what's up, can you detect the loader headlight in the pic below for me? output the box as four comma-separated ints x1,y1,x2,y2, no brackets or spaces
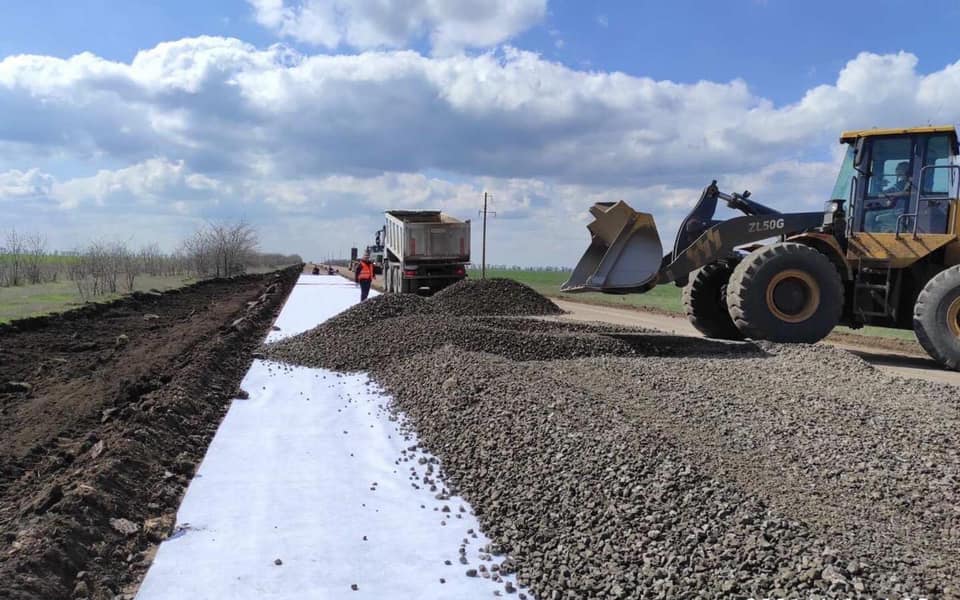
823,199,844,227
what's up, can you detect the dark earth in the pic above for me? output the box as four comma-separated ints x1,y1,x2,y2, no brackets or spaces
0,267,299,600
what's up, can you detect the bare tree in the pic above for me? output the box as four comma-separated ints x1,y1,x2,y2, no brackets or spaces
22,232,47,285
3,229,24,286
138,243,163,277
121,245,140,292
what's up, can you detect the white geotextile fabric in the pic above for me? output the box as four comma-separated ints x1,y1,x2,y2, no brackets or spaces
136,275,517,599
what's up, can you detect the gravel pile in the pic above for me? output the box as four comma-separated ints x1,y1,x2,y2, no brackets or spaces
264,280,960,598
562,342,960,597
323,292,433,329
265,315,638,372
379,347,911,599
431,278,562,316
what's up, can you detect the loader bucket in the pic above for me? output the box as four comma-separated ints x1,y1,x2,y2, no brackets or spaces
561,201,663,293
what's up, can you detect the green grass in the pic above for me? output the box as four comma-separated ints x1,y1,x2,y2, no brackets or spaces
468,268,682,312
470,268,917,341
0,275,196,324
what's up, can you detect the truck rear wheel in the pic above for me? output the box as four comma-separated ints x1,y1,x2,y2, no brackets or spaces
913,265,960,370
682,260,743,340
726,242,843,343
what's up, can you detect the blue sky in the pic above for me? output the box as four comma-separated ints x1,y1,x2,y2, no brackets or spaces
2,0,959,264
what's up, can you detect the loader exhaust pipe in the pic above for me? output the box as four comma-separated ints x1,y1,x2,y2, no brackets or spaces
561,201,664,293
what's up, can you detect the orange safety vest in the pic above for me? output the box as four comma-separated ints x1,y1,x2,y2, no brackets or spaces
357,260,374,281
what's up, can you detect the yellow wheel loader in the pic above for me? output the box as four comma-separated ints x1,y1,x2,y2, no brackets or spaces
564,126,960,370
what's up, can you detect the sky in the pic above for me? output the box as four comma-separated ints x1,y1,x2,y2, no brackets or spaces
3,0,960,266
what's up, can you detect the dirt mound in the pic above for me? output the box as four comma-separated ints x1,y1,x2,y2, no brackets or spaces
0,267,299,600
430,278,562,316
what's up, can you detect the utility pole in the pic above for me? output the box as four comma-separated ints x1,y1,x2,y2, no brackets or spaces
478,192,496,279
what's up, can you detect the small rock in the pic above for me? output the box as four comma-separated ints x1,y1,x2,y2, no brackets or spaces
72,580,89,598
115,334,129,347
143,313,160,321
110,517,140,536
274,558,283,566
351,584,359,591
822,565,849,587
143,514,175,542
466,569,478,577
101,408,118,423
1,381,32,394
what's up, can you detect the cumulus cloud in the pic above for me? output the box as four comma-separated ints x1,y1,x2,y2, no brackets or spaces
2,37,960,264
51,158,227,209
2,41,958,191
0,168,54,199
247,0,547,55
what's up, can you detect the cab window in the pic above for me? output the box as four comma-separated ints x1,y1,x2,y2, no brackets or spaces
921,135,952,195
830,145,856,201
862,137,913,233
866,137,912,197
916,135,954,234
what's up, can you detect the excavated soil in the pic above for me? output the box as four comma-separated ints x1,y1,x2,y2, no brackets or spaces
0,267,299,600
266,284,960,599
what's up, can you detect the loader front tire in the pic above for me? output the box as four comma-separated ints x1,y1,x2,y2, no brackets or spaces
727,243,842,343
913,265,960,370
682,260,743,340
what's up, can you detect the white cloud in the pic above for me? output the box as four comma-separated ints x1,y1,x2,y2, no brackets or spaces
247,0,547,55
50,158,227,209
4,41,957,191
3,38,960,264
0,168,54,199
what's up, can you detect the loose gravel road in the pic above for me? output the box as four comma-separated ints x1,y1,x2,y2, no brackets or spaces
552,299,960,387
267,279,960,599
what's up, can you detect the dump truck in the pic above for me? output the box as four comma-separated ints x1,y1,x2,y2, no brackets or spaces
564,125,960,370
381,210,470,295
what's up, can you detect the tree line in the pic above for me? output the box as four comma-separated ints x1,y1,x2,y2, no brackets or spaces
0,221,301,301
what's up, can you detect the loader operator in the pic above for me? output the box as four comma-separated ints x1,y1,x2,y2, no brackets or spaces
866,161,912,232
355,253,375,301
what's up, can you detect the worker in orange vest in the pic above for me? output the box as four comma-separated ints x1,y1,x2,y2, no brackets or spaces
354,252,375,301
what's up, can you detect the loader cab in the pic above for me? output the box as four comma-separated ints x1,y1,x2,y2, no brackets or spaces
838,126,960,236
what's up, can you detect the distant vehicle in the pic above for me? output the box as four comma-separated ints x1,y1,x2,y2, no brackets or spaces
380,210,470,295
366,230,385,275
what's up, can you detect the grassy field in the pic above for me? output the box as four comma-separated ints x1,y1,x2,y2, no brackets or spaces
0,265,289,324
471,268,916,341
0,275,197,323
468,268,683,312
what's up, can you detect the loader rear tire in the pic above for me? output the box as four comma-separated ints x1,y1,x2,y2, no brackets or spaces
682,260,743,340
913,265,960,371
727,242,842,343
